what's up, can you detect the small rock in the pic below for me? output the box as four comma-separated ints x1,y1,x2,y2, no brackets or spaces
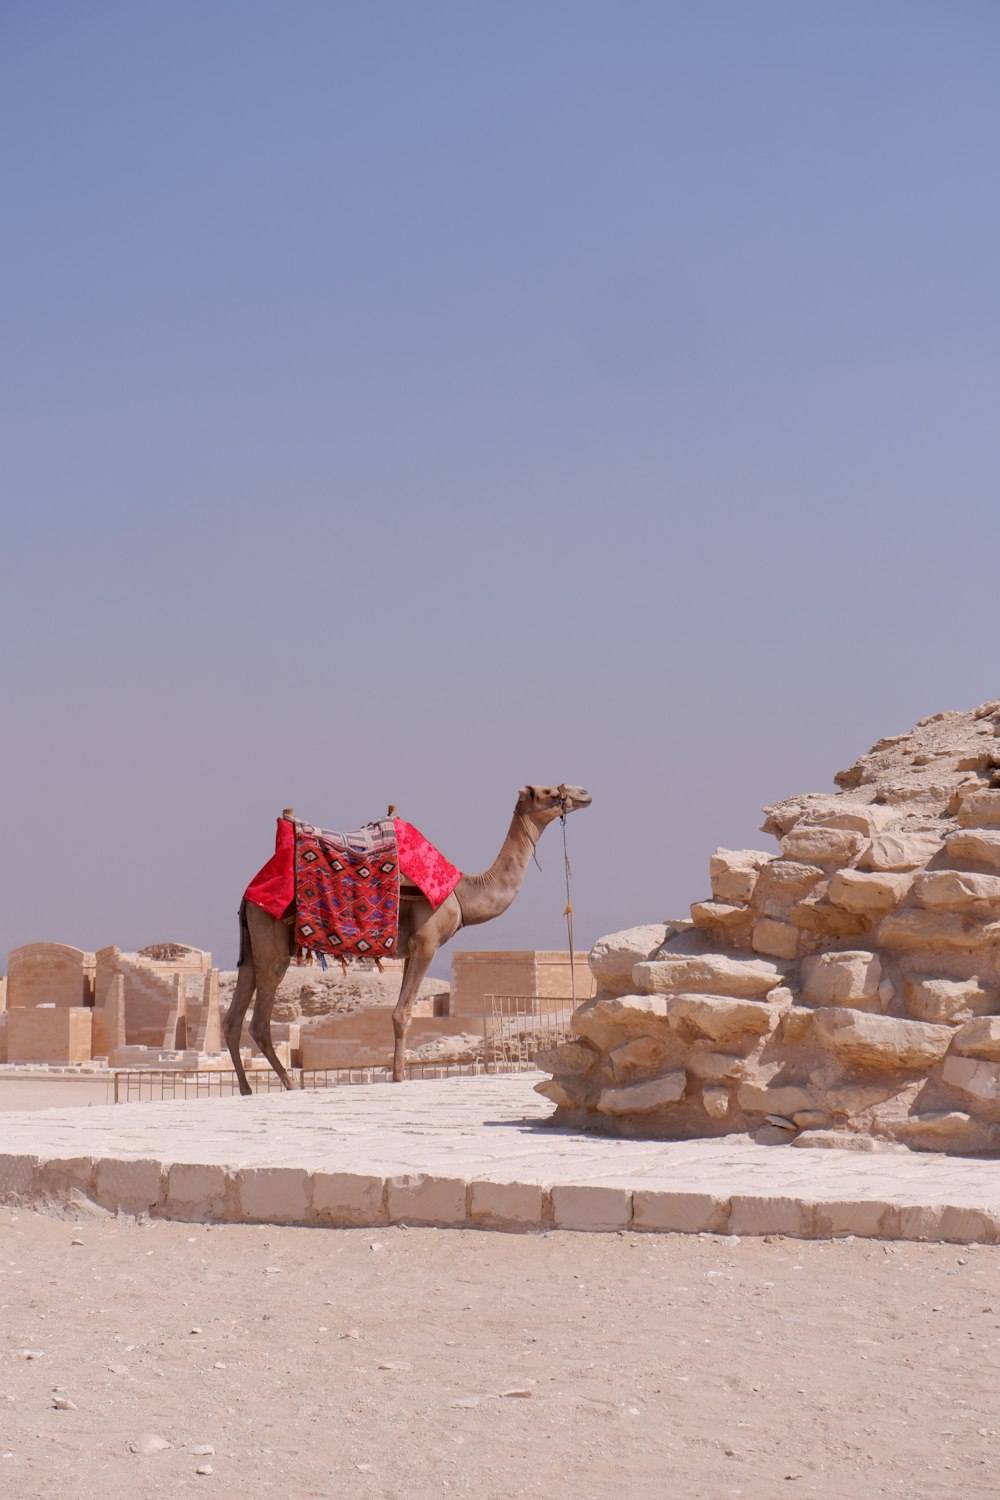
262,1267,281,1276
187,1444,215,1456
129,1433,171,1455
190,1327,203,1335
377,1362,411,1372
21,1351,43,1361
70,1238,84,1247
51,1397,77,1411
369,1243,384,1252
196,1464,213,1476
108,1364,130,1376
500,1388,534,1398
338,1330,360,1341
451,1396,480,1409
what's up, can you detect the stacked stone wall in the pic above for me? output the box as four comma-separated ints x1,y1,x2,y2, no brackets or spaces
540,699,1000,1154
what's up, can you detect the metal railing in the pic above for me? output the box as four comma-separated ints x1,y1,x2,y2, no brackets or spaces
112,1059,494,1103
482,994,577,1070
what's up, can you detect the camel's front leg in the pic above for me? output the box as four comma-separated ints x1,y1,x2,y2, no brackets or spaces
391,934,437,1082
224,957,257,1097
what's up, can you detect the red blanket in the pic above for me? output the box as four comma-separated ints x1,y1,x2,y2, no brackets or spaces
244,816,463,925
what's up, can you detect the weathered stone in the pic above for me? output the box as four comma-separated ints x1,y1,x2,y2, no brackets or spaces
752,860,825,918
702,1085,731,1119
913,871,1000,910
951,1018,1000,1060
751,918,799,960
533,1040,598,1077
533,1078,584,1109
665,993,778,1044
828,869,912,913
898,1111,976,1140
814,1009,952,1069
386,1174,467,1226
469,1180,545,1229
944,828,1000,872
551,1185,631,1231
588,925,671,994
879,910,1000,949
905,976,995,1024
824,1082,899,1115
596,1072,687,1115
685,1049,746,1081
608,1035,674,1084
736,1081,815,1116
780,826,866,865
798,802,897,835
780,1007,814,1043
791,1109,829,1129
788,886,872,937
573,993,671,1049
801,951,882,1007
709,848,774,904
634,954,786,999
941,1054,1000,1102
691,900,751,931
957,790,1000,828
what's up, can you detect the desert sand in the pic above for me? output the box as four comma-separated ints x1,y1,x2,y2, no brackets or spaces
2,1207,999,1499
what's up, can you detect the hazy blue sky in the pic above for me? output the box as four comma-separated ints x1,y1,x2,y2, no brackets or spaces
2,2,998,977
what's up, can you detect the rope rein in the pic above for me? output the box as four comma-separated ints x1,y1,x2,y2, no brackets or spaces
561,814,576,1005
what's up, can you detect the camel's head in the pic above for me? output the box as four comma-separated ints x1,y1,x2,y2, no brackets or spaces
516,784,592,824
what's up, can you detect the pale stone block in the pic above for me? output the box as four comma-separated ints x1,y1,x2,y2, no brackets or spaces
780,826,866,865
856,831,943,871
727,1195,813,1237
237,1167,310,1223
802,951,881,1006
898,1204,945,1240
944,828,1000,872
752,860,825,918
36,1156,96,1203
812,1200,901,1238
914,870,1000,909
666,993,777,1043
573,992,671,1044
635,954,786,999
702,1085,731,1119
814,1009,953,1070
828,869,912,913
898,1111,975,1140
791,1110,829,1129
709,848,774,904
632,1189,729,1233
387,1173,467,1226
533,1040,597,1077
165,1162,228,1219
551,1184,632,1231
0,1153,41,1202
588,925,670,994
533,1079,581,1108
797,802,896,835
937,1205,1000,1243
469,1179,545,1229
751,918,799,960
94,1158,164,1216
957,790,1000,828
788,887,871,938
686,1050,745,1081
824,1082,898,1115
608,1035,673,1083
736,1081,815,1116
905,976,994,1024
691,900,750,931
941,1055,1000,1102
879,910,1000,948
951,1018,1000,1060
780,1007,814,1043
596,1072,686,1115
311,1171,387,1226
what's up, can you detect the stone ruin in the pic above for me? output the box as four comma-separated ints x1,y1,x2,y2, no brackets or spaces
538,698,1000,1153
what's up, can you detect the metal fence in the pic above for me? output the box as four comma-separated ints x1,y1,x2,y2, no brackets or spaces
112,1060,493,1103
481,994,577,1070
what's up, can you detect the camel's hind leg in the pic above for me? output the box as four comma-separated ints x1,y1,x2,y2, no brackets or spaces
227,902,297,1094
249,968,299,1090
224,905,257,1096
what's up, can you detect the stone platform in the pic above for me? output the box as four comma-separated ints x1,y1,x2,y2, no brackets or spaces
1,1073,999,1242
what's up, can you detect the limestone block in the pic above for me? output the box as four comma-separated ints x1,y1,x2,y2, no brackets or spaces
702,1085,731,1119
93,1159,164,1218
788,887,872,938
534,1078,585,1109
752,860,825,918
780,827,866,865
533,1041,598,1077
801,951,881,1006
791,1110,829,1129
898,1111,976,1140
665,993,778,1043
237,1167,310,1224
386,1173,467,1226
551,1184,632,1231
913,871,1000,910
798,802,897,836
944,829,1000,872
857,832,943,871
828,870,912,913
709,849,774,904
951,1018,1000,1060
878,910,1000,949
608,1035,673,1083
596,1072,687,1114
811,1199,902,1237
691,900,751,931
727,1195,812,1237
634,953,786,999
312,1172,387,1226
941,1054,1000,1102
736,1081,815,1116
165,1163,228,1220
814,1009,953,1070
469,1179,545,1230
823,1082,898,1115
957,790,1000,827
686,1050,745,1081
632,1189,730,1234
588,925,670,994
780,1007,814,1043
572,993,671,1050
905,976,995,1024
751,918,800,960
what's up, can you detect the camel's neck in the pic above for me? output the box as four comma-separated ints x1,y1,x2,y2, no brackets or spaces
455,809,550,926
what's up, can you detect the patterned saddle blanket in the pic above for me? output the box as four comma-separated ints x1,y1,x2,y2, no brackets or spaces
244,815,462,960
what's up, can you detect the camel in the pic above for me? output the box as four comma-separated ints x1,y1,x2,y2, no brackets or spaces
224,784,592,1094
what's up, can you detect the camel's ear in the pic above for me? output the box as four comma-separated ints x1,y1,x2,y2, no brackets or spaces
519,785,536,802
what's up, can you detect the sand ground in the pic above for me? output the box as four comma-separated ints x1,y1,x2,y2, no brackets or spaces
2,1207,999,1500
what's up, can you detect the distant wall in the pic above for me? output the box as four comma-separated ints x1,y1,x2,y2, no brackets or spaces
7,944,95,1008
451,951,595,1015
301,1009,478,1068
6,1006,93,1063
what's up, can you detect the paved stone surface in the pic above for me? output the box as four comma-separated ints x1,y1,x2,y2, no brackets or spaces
1,1073,1000,1241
